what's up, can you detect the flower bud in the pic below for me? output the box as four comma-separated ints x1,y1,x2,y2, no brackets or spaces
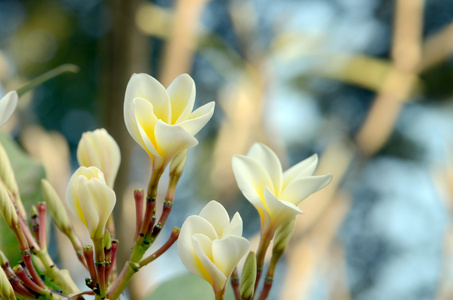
0,143,26,220
240,252,256,300
66,166,116,239
41,179,72,232
104,230,112,250
272,217,296,254
0,267,16,300
77,129,121,188
0,250,8,267
0,90,18,128
0,183,18,227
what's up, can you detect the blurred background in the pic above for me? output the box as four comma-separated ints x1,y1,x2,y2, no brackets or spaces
1,0,453,299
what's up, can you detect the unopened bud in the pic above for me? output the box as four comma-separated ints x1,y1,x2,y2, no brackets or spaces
0,251,8,267
77,128,121,188
0,267,16,300
41,179,72,232
169,149,188,177
0,183,18,227
0,143,26,220
240,252,256,300
104,230,112,250
272,217,296,254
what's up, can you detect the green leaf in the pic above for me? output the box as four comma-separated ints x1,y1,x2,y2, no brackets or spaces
0,132,46,264
144,273,235,300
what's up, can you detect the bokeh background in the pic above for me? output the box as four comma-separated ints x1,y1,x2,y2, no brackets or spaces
1,0,453,299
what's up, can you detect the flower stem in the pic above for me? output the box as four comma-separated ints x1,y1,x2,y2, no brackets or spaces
257,248,284,300
139,227,180,267
254,229,274,291
230,268,240,300
215,288,226,300
107,261,140,299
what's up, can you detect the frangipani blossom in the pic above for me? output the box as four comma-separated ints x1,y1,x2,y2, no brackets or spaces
66,166,116,239
178,201,249,295
124,73,215,170
232,143,332,232
0,91,18,128
77,128,121,188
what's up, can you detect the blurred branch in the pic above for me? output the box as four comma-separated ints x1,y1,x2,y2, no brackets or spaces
15,64,79,96
159,0,212,86
418,21,453,72
355,0,424,157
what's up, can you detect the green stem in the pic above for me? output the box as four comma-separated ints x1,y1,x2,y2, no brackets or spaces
254,229,274,291
35,249,79,295
16,64,79,96
256,249,284,300
93,237,107,298
107,261,140,299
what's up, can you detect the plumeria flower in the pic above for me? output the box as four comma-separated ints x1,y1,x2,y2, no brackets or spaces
0,91,18,128
77,128,121,188
178,201,249,296
232,143,332,233
66,166,116,239
123,73,215,171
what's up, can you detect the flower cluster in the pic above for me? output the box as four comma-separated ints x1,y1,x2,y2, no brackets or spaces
0,73,331,300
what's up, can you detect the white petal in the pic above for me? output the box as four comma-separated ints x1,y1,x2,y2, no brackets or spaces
178,102,215,135
66,166,101,222
167,74,196,124
280,174,332,205
193,235,227,292
0,91,18,128
125,73,170,122
222,212,243,237
178,216,217,278
232,155,272,211
212,236,249,279
154,120,198,164
136,115,160,159
283,154,318,189
198,200,230,238
264,187,302,228
247,143,283,194
76,176,99,237
88,178,116,238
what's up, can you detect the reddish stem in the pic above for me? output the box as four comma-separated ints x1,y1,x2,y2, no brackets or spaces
14,265,47,295
37,203,47,248
22,250,46,288
17,213,37,251
2,262,35,298
31,212,40,244
134,189,144,240
83,246,97,285
105,240,119,282
139,228,180,267
137,196,156,244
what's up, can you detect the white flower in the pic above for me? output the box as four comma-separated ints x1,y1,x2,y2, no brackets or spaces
124,73,215,170
232,143,332,232
178,201,249,294
66,166,116,239
77,128,121,188
0,91,18,128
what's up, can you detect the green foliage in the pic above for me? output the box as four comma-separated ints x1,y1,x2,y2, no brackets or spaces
145,273,235,300
0,132,46,264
